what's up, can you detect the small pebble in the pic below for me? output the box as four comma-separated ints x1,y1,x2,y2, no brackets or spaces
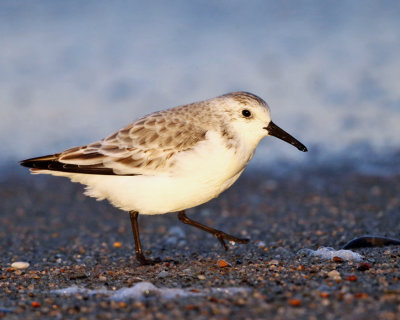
217,259,230,268
256,241,266,248
11,262,30,270
357,262,371,271
157,271,169,278
321,299,330,306
182,268,192,275
99,276,107,282
197,274,206,280
345,275,357,282
113,242,122,248
333,256,344,263
328,270,341,281
289,299,302,307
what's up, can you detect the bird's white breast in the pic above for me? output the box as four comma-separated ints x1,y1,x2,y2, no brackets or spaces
74,130,254,214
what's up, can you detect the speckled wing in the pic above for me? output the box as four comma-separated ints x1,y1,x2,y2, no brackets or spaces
21,109,208,175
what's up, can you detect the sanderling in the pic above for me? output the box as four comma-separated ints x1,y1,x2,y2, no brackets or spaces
21,91,307,265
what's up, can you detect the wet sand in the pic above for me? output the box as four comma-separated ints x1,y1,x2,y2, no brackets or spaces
1,165,400,319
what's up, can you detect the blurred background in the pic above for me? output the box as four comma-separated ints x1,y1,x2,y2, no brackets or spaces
1,0,399,174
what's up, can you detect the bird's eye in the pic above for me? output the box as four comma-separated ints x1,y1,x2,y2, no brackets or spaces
242,109,251,117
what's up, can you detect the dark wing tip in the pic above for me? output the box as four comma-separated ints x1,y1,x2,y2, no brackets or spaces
20,159,31,168
19,154,137,176
20,155,59,169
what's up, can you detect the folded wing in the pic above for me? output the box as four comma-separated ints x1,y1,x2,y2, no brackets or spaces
21,109,208,176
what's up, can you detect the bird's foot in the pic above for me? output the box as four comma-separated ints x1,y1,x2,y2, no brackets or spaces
136,253,162,266
214,231,250,251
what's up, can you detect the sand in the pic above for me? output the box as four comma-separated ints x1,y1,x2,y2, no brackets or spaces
1,164,400,319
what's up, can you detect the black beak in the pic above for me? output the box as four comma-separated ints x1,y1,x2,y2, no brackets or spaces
264,121,308,152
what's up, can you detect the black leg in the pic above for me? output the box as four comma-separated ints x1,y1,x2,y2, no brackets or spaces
177,210,249,250
129,211,153,265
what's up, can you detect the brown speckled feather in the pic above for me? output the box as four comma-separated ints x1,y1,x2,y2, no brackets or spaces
42,103,211,175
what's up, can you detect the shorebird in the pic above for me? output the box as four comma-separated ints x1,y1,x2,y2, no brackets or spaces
21,92,307,264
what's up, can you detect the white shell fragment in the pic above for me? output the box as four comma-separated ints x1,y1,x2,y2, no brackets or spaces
298,247,364,262
11,261,30,270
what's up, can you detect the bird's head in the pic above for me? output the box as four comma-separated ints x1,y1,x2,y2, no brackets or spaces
218,92,308,152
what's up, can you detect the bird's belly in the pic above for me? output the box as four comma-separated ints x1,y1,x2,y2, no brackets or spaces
80,171,240,214
81,134,250,214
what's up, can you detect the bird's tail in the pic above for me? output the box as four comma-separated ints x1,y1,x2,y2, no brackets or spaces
20,154,61,172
